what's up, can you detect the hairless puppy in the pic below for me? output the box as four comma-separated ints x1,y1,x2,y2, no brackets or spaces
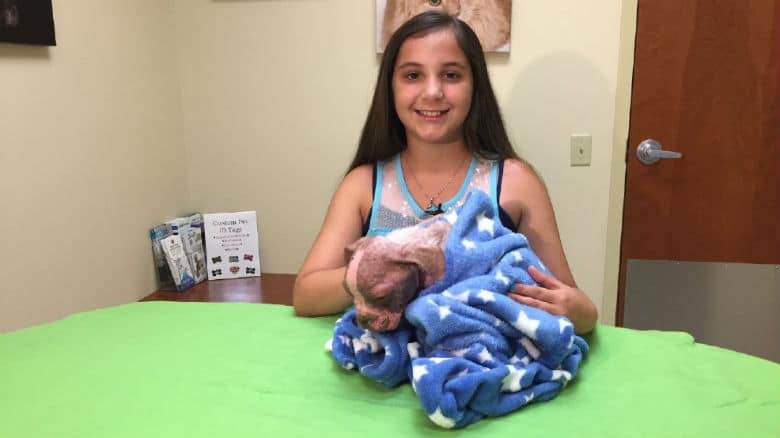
343,220,452,332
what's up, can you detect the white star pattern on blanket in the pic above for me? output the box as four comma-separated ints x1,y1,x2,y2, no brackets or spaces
477,347,493,364
477,211,495,236
552,370,572,382
477,289,496,303
520,337,541,359
513,310,541,339
360,331,380,353
495,270,510,285
352,338,367,353
429,407,456,429
413,364,428,381
511,355,530,365
442,290,470,302
439,305,451,320
407,342,420,359
559,318,573,333
461,239,476,250
444,211,458,224
477,289,496,302
501,365,526,392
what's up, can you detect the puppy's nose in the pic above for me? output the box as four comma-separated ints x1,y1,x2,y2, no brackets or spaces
358,313,394,332
356,313,375,329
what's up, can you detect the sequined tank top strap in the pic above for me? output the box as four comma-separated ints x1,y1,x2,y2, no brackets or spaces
365,154,500,236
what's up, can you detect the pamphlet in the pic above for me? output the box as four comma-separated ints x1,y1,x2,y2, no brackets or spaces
203,211,261,280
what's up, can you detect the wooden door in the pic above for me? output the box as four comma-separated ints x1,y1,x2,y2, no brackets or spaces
618,1,780,360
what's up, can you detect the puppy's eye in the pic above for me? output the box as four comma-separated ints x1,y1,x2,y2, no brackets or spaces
429,0,442,6
373,293,398,310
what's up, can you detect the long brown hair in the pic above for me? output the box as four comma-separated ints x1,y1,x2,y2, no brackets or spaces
348,11,519,172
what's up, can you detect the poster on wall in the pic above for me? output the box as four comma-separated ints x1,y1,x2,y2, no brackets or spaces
203,211,262,281
0,0,56,46
376,0,512,53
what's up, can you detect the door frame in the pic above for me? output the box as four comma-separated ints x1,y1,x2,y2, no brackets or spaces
602,0,638,325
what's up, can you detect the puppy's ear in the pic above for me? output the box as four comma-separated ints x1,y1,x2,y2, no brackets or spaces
401,221,450,286
426,220,451,245
400,245,445,287
344,239,364,264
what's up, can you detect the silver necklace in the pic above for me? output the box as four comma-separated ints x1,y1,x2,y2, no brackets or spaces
405,154,469,214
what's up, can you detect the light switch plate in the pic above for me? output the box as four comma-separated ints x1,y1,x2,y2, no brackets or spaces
571,134,592,166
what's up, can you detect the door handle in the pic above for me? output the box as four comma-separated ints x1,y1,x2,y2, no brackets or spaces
636,139,682,165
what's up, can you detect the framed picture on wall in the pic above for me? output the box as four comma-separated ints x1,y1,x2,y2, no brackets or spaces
0,0,56,46
376,0,512,53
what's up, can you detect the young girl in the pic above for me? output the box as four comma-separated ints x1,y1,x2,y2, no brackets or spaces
293,11,597,334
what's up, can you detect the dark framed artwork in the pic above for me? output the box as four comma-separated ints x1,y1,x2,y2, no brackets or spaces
376,0,512,53
0,0,56,46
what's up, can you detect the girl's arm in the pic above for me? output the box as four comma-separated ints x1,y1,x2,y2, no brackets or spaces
500,159,598,334
292,165,372,317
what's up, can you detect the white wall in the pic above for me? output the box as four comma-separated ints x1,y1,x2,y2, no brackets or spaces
172,0,379,274
1,0,633,331
0,0,185,331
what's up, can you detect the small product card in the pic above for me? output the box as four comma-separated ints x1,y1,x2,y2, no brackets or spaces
203,211,261,280
159,234,196,291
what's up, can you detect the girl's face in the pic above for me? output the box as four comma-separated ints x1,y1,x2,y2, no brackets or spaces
392,29,473,147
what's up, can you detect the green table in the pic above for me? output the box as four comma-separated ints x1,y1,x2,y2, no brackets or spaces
1,302,778,437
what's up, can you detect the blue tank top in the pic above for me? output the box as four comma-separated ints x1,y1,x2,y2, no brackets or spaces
363,154,516,236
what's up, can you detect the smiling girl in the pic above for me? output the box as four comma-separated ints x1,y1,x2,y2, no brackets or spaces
293,11,597,334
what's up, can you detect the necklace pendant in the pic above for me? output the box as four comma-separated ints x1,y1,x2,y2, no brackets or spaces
425,200,444,215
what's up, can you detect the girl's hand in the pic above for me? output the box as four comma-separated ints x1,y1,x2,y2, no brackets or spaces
508,266,597,334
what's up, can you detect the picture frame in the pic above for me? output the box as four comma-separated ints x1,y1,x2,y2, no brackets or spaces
0,0,56,46
376,0,512,53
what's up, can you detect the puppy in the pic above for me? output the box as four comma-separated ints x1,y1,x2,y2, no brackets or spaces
343,220,451,332
382,0,511,52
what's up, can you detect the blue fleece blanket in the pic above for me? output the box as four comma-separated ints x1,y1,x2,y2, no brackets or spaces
328,190,588,428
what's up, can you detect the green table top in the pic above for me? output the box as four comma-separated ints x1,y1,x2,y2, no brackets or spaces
1,302,778,438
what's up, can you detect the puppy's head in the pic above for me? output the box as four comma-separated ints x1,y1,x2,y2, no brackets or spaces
344,221,450,332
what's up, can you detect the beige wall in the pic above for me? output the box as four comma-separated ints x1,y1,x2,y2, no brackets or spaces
604,0,638,325
0,0,185,331
173,1,633,323
1,0,635,331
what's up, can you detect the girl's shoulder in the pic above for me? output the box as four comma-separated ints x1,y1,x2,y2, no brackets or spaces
502,158,543,185
341,164,375,219
343,163,374,184
340,164,375,200
499,158,550,206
